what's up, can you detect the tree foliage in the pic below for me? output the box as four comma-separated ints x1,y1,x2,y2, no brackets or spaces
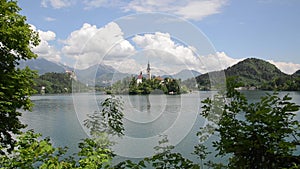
0,0,39,152
127,77,181,95
0,96,122,168
115,135,200,169
198,79,300,168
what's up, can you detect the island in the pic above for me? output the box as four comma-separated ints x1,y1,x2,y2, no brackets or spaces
107,62,189,95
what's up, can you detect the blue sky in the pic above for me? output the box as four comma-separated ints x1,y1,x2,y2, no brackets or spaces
18,0,300,74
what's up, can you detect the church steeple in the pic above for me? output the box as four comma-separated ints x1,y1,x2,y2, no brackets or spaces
147,61,151,80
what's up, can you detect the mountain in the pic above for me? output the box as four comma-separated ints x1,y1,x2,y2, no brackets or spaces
293,70,300,76
195,58,293,90
18,58,131,86
160,69,201,80
172,69,201,80
225,58,288,86
18,58,67,75
75,64,131,86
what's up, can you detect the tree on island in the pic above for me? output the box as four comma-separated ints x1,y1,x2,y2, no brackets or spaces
128,76,182,95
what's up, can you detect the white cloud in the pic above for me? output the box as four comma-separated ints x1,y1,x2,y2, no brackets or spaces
62,22,136,69
83,0,124,9
198,52,243,73
44,17,56,22
124,0,227,20
83,0,109,9
40,0,227,20
132,32,198,66
30,25,61,62
131,32,238,74
267,60,300,75
104,59,143,74
41,0,72,9
175,0,227,20
38,30,56,41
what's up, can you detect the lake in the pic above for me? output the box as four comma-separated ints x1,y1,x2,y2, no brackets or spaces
20,91,300,164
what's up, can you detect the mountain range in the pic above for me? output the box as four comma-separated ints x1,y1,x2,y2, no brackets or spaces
19,58,300,90
162,69,201,81
19,58,201,86
19,58,68,75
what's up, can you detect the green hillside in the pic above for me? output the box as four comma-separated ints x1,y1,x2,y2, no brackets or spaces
33,72,89,94
195,58,300,91
226,58,289,87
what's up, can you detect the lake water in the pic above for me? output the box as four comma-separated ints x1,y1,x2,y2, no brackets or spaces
20,91,300,165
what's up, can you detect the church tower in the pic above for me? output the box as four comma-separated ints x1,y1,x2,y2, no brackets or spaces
147,61,151,80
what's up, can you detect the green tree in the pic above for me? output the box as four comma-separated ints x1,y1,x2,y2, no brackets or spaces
0,0,39,152
199,80,300,168
115,135,200,169
145,135,200,169
164,78,180,94
0,96,124,168
129,77,138,94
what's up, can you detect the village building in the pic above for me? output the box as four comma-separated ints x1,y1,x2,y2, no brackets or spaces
137,71,143,84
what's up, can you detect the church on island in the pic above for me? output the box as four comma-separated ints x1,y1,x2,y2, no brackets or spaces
137,61,152,84
129,61,182,95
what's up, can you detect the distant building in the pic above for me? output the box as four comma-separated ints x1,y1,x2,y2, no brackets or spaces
137,71,143,84
155,76,164,85
41,86,45,95
65,70,77,81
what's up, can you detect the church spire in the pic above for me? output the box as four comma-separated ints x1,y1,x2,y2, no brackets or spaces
147,60,151,80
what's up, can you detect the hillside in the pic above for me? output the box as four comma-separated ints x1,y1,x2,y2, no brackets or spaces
34,72,89,94
19,58,130,86
225,58,289,86
293,70,300,76
195,58,299,91
19,58,67,75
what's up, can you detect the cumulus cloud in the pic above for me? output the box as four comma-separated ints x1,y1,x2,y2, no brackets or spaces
132,32,198,66
30,25,61,62
198,52,243,73
267,60,300,75
130,32,238,74
41,0,72,9
124,0,227,21
62,22,136,69
103,58,144,74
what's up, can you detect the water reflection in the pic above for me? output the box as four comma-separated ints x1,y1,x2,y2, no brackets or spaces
124,94,181,138
128,95,151,112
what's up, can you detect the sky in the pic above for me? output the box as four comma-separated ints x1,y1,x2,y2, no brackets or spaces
18,0,300,75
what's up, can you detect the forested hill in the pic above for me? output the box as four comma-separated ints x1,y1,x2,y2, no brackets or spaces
225,58,288,86
195,58,300,91
33,72,89,94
